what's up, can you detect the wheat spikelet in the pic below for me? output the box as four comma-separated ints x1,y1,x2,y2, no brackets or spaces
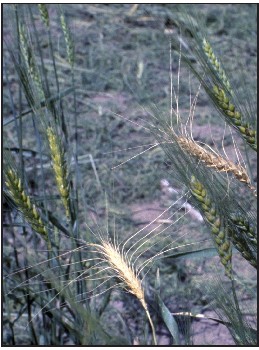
213,86,257,151
60,13,74,67
177,136,256,195
89,241,157,344
190,176,232,278
5,168,47,237
47,127,70,218
203,38,232,93
38,4,49,28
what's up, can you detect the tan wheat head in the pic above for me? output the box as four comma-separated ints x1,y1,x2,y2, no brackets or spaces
89,241,157,344
177,136,256,196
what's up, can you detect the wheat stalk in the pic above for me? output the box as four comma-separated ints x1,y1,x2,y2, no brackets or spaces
5,168,47,237
190,176,232,278
47,126,70,218
89,241,157,345
177,136,256,196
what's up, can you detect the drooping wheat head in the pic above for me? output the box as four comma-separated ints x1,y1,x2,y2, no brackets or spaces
176,136,256,196
190,176,232,278
89,240,157,345
47,126,70,218
5,168,47,237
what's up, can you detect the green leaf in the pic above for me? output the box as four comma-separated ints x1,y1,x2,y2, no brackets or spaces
155,269,180,345
163,247,218,260
4,87,74,126
157,295,180,345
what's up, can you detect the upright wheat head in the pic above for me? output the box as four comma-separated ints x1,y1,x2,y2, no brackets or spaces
89,241,157,344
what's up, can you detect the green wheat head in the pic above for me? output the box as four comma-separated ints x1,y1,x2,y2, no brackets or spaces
230,214,257,248
38,4,49,28
213,86,257,151
47,126,70,218
18,23,44,100
5,168,47,237
203,38,232,93
60,12,74,67
190,176,232,278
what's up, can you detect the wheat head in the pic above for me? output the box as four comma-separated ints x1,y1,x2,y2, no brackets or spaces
229,227,257,269
47,127,70,218
5,168,47,237
190,176,232,278
18,23,44,99
177,136,256,196
203,38,232,93
89,241,157,344
38,4,49,28
213,86,257,151
230,214,257,247
60,13,74,67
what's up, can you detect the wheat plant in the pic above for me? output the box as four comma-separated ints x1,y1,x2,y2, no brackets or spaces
3,4,257,346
